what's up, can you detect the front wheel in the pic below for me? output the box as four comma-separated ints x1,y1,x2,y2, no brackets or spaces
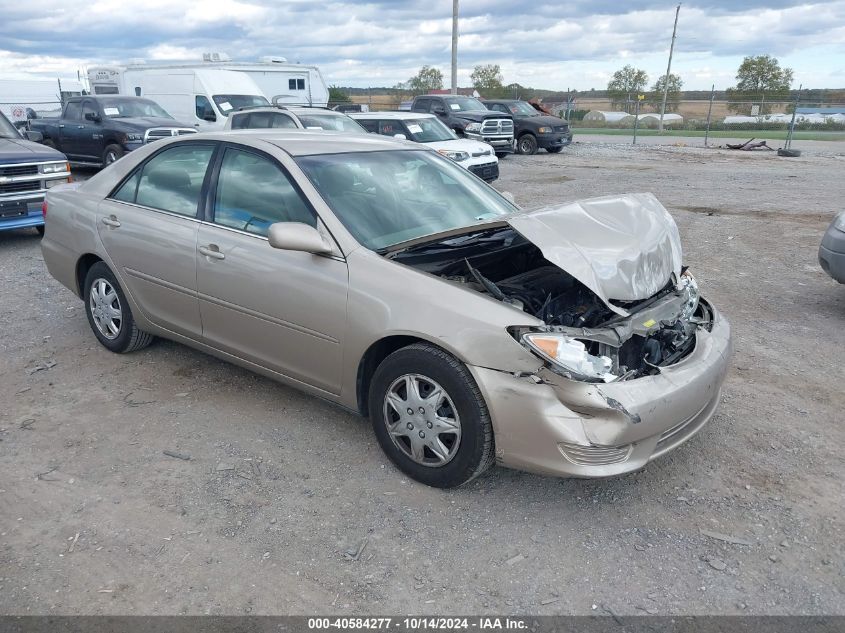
103,144,124,166
368,343,495,488
83,262,154,353
517,134,538,155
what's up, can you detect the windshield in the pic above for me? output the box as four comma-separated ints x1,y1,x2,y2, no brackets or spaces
296,113,367,134
443,97,486,112
404,118,456,143
99,98,173,119
505,101,540,116
296,150,518,250
213,94,270,117
0,111,20,138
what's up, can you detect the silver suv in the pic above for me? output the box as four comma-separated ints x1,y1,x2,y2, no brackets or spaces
223,106,367,134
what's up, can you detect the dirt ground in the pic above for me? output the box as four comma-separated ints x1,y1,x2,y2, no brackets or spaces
1,138,843,616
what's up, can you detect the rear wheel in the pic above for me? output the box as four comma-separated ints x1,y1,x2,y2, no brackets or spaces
368,343,495,488
83,262,154,353
103,144,124,166
517,133,538,155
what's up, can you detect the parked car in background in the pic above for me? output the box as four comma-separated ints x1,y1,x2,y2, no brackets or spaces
41,130,731,488
411,95,514,157
28,96,196,166
819,212,845,283
224,106,368,133
88,66,269,131
0,110,70,234
351,111,499,182
483,99,573,155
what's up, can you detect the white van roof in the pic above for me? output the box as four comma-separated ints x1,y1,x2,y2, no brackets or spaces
349,111,436,121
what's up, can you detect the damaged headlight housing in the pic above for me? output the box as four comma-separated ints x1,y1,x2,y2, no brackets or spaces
437,149,470,162
678,269,699,321
522,333,616,383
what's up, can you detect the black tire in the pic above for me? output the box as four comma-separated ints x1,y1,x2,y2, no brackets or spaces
778,148,801,157
495,152,510,159
547,146,563,153
83,262,154,353
368,343,495,488
517,133,538,155
35,225,45,236
103,144,124,166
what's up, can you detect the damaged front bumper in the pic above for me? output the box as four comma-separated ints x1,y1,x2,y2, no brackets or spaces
469,303,732,478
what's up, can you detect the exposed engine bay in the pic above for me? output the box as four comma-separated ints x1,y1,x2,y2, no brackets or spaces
389,226,712,382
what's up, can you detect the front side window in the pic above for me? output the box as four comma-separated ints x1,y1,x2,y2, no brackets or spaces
296,150,517,250
196,95,215,121
212,94,270,117
213,148,315,236
82,101,98,121
64,101,82,121
117,144,214,217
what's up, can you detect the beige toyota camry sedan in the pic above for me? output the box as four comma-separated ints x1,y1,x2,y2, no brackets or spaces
41,131,731,488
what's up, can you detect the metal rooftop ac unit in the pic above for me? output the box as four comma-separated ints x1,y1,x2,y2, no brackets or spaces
203,52,232,62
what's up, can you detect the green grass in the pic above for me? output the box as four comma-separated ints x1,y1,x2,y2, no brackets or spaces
571,128,845,142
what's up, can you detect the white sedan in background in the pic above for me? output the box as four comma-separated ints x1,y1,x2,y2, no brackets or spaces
351,112,499,183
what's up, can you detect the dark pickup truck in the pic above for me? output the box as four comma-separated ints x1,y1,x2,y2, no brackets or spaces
411,95,514,156
0,110,70,235
483,99,573,155
29,96,195,167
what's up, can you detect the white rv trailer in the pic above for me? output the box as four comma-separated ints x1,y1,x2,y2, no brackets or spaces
0,79,84,122
87,65,269,130
217,55,329,107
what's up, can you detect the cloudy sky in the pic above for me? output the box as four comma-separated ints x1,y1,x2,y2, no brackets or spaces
0,0,843,91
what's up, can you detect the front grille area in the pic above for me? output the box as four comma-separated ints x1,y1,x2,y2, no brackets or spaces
468,161,498,181
0,164,39,177
144,128,198,143
558,441,632,466
481,118,514,136
0,180,40,194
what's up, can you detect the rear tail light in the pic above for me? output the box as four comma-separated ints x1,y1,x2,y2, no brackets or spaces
41,200,47,218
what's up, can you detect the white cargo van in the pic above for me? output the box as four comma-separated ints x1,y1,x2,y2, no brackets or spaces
87,66,269,130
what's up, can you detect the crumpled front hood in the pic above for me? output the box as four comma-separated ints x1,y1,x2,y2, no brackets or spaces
507,193,682,316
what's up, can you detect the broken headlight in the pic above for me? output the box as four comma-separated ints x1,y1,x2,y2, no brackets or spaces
522,333,616,383
678,269,699,321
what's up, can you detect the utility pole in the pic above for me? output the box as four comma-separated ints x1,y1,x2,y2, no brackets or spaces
451,0,459,95
659,3,681,133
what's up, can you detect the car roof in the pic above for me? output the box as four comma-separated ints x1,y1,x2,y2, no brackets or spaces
197,130,421,156
482,99,520,103
349,111,435,120
286,107,349,115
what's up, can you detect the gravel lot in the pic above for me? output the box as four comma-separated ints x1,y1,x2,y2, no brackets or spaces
1,138,843,616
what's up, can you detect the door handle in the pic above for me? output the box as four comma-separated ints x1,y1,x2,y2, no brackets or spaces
101,216,120,228
199,244,225,260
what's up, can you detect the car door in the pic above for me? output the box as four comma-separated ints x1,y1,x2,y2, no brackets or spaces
73,100,102,161
58,101,83,158
196,145,348,394
97,142,216,338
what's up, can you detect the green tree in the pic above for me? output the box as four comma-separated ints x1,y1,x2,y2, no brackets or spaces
648,73,684,111
471,64,504,97
328,86,351,104
726,55,793,114
607,65,649,112
407,66,444,94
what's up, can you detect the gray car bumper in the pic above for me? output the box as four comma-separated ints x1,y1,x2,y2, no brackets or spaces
819,220,845,283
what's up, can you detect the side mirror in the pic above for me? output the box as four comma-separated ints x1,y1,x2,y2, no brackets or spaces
433,106,446,115
393,133,407,140
24,130,43,143
268,222,333,255
84,112,101,123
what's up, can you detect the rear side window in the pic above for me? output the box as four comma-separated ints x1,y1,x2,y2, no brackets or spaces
288,78,305,90
212,148,315,236
357,119,378,133
233,112,297,129
113,144,214,217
